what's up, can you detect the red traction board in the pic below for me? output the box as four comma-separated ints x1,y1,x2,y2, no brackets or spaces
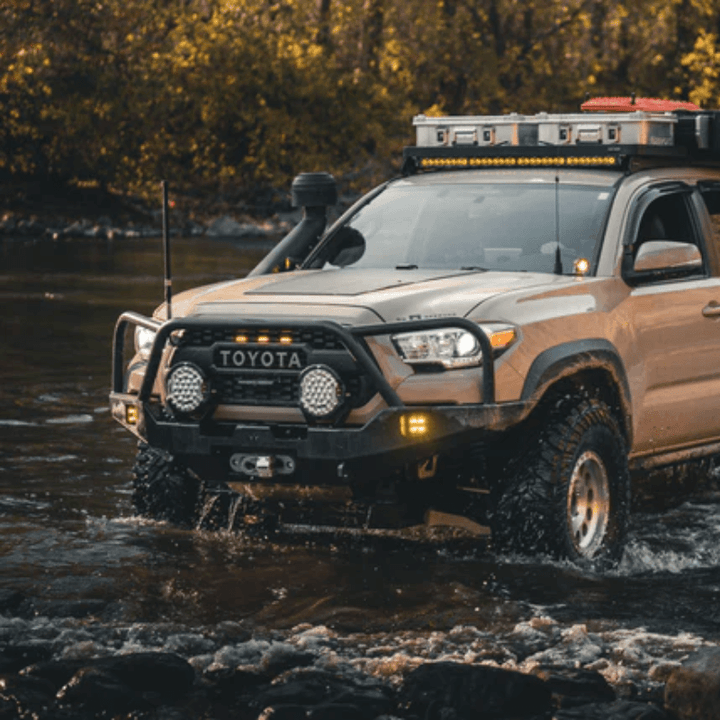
581,96,701,113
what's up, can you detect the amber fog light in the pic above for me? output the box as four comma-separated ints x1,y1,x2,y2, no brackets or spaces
400,413,431,438
299,365,344,419
165,363,207,414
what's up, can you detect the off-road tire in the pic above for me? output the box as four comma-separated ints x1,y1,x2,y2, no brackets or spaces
491,396,630,568
132,444,202,526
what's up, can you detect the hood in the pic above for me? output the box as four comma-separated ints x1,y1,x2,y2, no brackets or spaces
171,268,563,324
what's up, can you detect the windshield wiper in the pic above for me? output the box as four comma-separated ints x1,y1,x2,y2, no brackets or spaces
460,266,488,271
395,263,419,270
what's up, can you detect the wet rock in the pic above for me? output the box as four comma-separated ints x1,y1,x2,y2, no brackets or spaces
553,699,670,719
665,646,720,720
399,661,552,719
260,642,316,677
0,214,16,234
0,590,26,616
258,705,308,720
16,218,46,235
0,673,56,717
253,668,393,719
532,666,615,708
207,215,268,238
307,702,365,720
57,665,150,713
62,219,92,237
32,598,110,619
25,651,195,704
202,664,269,705
22,658,90,690
99,651,195,699
0,642,54,674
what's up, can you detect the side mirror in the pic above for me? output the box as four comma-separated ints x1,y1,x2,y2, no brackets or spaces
634,240,702,273
328,226,366,267
624,240,702,284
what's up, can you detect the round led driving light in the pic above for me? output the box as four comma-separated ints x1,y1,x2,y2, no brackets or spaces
165,363,207,414
299,365,344,419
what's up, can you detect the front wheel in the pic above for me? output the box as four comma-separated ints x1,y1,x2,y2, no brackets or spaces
491,396,630,569
132,444,201,526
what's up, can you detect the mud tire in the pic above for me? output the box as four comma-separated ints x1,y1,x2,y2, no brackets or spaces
491,396,630,569
132,444,201,526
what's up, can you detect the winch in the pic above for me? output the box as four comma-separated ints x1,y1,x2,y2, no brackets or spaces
230,453,296,479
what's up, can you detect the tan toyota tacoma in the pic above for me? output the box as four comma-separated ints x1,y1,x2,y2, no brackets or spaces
110,97,720,568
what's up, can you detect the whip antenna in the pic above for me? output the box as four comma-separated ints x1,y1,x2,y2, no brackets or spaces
554,174,563,275
161,180,173,319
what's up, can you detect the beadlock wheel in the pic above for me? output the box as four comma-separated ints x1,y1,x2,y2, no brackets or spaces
490,395,630,569
567,449,610,558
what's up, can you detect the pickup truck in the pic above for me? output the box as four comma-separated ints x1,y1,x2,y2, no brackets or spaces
111,98,720,568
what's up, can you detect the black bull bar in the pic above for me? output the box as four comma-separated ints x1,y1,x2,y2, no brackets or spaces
111,313,527,464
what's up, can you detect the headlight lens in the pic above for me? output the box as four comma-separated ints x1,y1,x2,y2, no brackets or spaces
134,326,157,360
392,323,516,369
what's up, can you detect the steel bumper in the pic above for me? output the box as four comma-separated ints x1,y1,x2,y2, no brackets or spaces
111,390,527,465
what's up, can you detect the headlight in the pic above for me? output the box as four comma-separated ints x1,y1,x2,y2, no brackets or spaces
392,323,516,369
134,326,157,360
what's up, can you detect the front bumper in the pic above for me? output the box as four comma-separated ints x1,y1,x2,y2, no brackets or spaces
110,313,528,473
110,391,527,466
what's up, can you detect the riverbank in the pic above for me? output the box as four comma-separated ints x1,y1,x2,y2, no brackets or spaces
0,181,349,242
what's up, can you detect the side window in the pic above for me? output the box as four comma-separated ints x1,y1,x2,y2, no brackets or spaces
700,188,720,251
624,189,707,282
634,193,697,255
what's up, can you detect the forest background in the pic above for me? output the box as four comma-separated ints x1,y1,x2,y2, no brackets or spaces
4,0,720,217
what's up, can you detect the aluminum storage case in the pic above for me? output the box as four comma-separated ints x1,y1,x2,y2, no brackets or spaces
414,111,678,148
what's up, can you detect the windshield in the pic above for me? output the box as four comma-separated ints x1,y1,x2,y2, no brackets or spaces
311,181,615,273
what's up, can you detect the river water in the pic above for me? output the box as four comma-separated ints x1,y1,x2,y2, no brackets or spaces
1,235,720,697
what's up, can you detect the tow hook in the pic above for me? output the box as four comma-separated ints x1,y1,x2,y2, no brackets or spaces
230,454,295,478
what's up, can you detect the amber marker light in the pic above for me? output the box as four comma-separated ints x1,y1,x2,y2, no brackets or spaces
574,258,591,276
257,335,271,344
400,413,430,438
126,405,138,425
489,328,516,349
279,335,293,345
234,334,249,343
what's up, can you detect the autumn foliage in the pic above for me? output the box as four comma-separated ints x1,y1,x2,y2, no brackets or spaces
1,0,718,204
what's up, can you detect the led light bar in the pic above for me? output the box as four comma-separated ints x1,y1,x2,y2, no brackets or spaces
417,155,620,169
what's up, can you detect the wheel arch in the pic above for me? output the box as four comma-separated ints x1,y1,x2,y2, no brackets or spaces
520,339,633,448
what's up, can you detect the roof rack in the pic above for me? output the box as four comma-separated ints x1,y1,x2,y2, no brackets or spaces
402,101,720,174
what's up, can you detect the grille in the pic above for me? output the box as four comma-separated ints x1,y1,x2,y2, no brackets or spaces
181,327,346,350
214,372,364,407
176,325,370,409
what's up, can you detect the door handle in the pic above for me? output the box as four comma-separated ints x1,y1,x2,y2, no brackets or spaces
702,301,720,317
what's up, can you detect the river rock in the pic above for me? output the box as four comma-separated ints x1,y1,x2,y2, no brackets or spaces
553,698,670,719
0,643,54,674
253,668,393,719
532,665,615,707
399,661,552,719
57,665,151,713
207,215,268,238
0,674,56,718
665,646,720,719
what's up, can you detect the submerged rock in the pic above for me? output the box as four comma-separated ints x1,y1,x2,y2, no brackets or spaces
399,661,552,719
665,646,720,720
553,698,670,719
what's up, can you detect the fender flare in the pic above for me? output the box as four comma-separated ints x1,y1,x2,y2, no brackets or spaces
520,339,633,444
